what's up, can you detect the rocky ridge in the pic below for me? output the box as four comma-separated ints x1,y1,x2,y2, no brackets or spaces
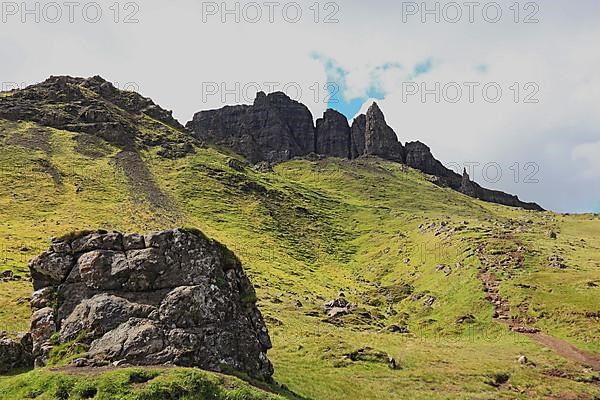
0,75,194,157
0,76,542,210
25,228,273,379
187,92,543,211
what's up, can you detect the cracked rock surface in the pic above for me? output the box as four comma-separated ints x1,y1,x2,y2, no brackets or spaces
28,228,273,379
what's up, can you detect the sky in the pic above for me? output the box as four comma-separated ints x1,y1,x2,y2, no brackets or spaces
1,0,599,212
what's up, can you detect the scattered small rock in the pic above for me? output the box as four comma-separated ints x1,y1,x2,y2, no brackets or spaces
518,355,528,365
227,158,247,172
423,295,436,307
511,326,540,334
328,307,349,318
386,324,409,334
548,255,567,269
456,314,476,324
487,372,510,387
253,161,274,173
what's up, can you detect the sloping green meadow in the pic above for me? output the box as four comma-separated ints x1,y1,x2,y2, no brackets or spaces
0,120,599,399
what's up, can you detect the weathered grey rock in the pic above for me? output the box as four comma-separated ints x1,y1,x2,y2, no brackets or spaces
123,233,145,251
30,307,56,366
227,158,248,172
27,228,273,379
518,355,528,365
0,337,33,373
253,161,274,173
71,232,123,253
185,93,543,210
405,141,459,185
30,287,56,309
0,76,187,149
350,114,366,158
315,109,351,159
187,92,315,164
328,307,349,318
29,251,74,290
423,296,436,307
364,103,404,162
60,294,155,342
460,169,543,211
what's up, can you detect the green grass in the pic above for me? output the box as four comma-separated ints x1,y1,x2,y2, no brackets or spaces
0,118,599,399
0,367,289,400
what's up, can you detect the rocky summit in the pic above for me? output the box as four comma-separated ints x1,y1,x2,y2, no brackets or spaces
0,75,195,158
187,91,542,211
26,228,273,379
0,76,542,210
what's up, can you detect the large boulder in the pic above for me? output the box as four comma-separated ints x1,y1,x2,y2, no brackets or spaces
27,228,273,379
0,335,33,374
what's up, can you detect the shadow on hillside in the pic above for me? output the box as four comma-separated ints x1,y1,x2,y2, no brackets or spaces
232,372,313,400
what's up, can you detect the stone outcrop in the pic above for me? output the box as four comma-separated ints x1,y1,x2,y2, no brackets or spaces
350,114,367,158
186,92,315,164
315,109,351,159
404,144,542,210
187,92,542,210
0,76,193,157
27,228,273,379
405,141,458,184
0,334,33,373
0,76,542,210
363,103,405,162
459,169,543,211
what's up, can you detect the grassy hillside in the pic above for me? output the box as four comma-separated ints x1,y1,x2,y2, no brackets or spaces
0,118,599,399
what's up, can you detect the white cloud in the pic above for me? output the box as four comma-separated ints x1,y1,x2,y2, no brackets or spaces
573,142,600,179
2,0,599,212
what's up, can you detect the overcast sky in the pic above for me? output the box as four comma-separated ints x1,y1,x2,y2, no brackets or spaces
1,0,599,212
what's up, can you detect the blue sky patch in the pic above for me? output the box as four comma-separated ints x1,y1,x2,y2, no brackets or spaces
313,54,434,119
413,58,433,77
475,64,489,73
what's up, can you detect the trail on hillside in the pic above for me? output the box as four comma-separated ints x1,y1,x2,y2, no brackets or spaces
479,270,600,372
524,332,600,372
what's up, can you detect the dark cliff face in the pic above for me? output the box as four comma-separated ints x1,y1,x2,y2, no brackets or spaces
315,109,351,159
186,92,315,164
186,91,542,211
363,103,405,162
460,170,543,211
405,141,461,185
350,114,367,158
404,142,543,211
0,76,541,210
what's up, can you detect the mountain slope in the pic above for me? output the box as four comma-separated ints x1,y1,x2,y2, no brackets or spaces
187,91,543,211
0,78,599,399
